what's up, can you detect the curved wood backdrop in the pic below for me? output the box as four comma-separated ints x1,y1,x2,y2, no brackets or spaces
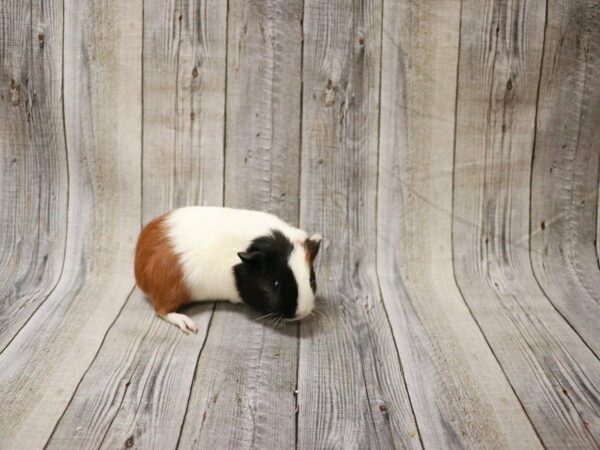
0,0,598,449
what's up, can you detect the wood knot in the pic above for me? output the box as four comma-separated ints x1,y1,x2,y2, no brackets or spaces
506,79,512,90
125,436,134,448
192,67,198,78
10,79,20,106
324,79,335,106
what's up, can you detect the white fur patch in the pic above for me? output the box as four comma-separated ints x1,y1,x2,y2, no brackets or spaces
288,243,315,319
166,207,308,303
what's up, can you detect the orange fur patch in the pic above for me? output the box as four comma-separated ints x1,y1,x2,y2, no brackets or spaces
304,237,320,267
134,213,190,315
304,245,313,266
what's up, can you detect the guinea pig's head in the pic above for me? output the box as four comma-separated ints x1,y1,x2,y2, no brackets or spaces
233,230,322,321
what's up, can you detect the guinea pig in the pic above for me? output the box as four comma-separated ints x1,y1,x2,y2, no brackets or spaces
134,206,322,334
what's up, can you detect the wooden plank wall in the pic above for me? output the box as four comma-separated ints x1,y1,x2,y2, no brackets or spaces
298,1,420,448
1,0,599,449
378,1,541,448
0,0,68,352
0,1,142,448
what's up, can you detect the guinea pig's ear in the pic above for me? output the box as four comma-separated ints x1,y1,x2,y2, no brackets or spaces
305,233,322,262
237,250,263,265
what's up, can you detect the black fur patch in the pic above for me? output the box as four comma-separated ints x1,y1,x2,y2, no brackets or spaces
233,230,298,318
309,266,316,293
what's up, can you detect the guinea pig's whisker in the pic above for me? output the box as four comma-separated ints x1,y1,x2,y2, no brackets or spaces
255,312,277,323
269,314,283,329
264,315,277,327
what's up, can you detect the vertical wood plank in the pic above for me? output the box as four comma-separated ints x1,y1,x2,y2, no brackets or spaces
297,0,421,448
46,1,227,448
453,0,600,447
224,0,302,219
0,0,142,448
143,0,225,217
178,1,303,448
530,0,600,355
377,1,542,448
0,0,68,351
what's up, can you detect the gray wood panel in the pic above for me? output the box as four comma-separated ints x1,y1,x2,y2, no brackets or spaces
377,1,542,448
46,292,214,450
1,0,600,448
178,1,303,447
224,0,302,219
530,0,600,356
297,0,421,448
142,0,225,216
179,305,299,449
0,0,142,448
47,1,227,448
0,0,68,351
453,0,600,447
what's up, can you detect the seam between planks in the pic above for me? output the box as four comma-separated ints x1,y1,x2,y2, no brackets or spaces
221,0,230,206
175,1,229,444
372,0,424,448
295,1,305,449
141,0,144,226
348,2,383,444
174,302,217,450
101,325,169,449
449,2,546,447
293,6,306,441
172,0,183,195
526,0,600,362
82,313,153,450
42,285,138,450
0,0,71,357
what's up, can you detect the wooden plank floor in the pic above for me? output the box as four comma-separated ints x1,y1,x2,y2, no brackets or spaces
1,0,599,449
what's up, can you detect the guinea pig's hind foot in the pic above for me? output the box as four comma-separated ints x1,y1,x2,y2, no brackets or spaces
160,312,198,334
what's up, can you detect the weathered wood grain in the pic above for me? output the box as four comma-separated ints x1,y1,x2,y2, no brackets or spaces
1,0,600,448
0,1,142,448
179,305,298,449
453,0,600,447
377,1,542,448
46,292,214,450
143,0,226,215
297,0,421,448
178,1,303,447
224,0,302,218
530,0,600,356
0,0,68,352
46,1,227,448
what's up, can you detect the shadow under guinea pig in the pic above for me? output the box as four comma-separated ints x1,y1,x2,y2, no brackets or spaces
176,297,332,338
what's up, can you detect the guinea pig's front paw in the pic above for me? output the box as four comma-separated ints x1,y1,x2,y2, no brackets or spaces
160,312,198,335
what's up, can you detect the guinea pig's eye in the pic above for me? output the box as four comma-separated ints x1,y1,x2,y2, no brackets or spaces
272,280,280,292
